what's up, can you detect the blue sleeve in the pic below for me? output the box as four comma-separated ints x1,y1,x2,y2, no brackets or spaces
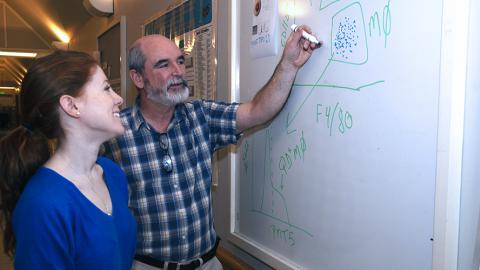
13,197,74,270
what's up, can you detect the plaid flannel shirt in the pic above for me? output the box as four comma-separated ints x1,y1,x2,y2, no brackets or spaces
103,99,239,262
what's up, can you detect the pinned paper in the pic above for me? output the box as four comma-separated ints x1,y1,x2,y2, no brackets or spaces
250,0,279,59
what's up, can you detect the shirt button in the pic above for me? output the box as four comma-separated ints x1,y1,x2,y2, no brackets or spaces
174,184,178,189
182,235,186,239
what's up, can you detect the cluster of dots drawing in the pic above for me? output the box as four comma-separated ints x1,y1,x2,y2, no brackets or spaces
333,17,359,60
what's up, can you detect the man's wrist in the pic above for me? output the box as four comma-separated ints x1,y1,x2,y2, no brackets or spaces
278,58,299,76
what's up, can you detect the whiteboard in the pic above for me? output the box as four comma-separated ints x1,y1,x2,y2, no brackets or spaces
231,0,445,269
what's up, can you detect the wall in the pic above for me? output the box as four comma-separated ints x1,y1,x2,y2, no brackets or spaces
70,16,111,52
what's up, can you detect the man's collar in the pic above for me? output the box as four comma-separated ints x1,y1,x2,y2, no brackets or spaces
131,97,188,132
130,99,146,131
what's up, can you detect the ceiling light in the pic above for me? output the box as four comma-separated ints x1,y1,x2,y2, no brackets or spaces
0,86,20,93
83,0,114,17
47,22,70,43
0,51,37,58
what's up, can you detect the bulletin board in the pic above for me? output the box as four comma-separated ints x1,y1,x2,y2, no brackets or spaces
142,0,217,101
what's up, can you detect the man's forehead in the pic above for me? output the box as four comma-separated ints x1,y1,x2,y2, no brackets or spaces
141,36,182,62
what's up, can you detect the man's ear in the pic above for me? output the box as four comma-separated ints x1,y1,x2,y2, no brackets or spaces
129,69,145,89
59,95,81,118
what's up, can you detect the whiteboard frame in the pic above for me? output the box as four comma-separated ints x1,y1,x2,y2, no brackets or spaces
227,0,470,269
433,0,470,269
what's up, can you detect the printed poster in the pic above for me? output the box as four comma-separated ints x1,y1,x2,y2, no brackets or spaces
250,0,279,58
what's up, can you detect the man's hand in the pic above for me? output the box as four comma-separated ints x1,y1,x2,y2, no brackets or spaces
282,25,320,69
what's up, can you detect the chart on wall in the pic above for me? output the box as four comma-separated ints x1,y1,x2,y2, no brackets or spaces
234,0,442,269
143,0,217,100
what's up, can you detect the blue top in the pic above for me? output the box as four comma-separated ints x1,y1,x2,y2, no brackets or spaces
104,100,239,261
12,157,137,270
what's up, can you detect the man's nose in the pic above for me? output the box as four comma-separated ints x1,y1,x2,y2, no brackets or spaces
171,62,184,76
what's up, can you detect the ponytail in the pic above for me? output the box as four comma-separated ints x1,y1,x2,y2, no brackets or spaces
0,125,51,257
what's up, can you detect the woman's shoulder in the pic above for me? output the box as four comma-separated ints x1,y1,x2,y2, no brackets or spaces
19,167,73,201
13,168,75,223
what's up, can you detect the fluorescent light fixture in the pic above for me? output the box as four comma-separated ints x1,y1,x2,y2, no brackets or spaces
0,86,20,93
0,51,37,58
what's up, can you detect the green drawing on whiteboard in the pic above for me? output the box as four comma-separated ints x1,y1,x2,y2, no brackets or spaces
320,0,340,11
242,140,250,173
331,2,368,65
281,14,291,47
271,224,296,246
368,0,392,47
278,131,307,176
316,102,354,136
245,0,393,241
285,1,388,131
295,80,385,91
248,129,314,237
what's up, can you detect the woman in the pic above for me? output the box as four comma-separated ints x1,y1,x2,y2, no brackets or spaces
0,50,136,269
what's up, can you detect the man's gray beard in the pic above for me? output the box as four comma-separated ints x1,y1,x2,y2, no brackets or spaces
145,82,189,106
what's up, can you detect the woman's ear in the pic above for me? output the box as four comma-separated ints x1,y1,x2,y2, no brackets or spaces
59,95,81,118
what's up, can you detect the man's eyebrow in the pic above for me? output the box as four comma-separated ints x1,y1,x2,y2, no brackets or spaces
153,59,168,67
153,55,184,67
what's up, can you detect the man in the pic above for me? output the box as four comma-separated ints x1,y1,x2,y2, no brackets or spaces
104,25,319,270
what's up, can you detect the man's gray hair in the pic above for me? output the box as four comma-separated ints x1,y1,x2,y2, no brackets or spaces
128,42,146,75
